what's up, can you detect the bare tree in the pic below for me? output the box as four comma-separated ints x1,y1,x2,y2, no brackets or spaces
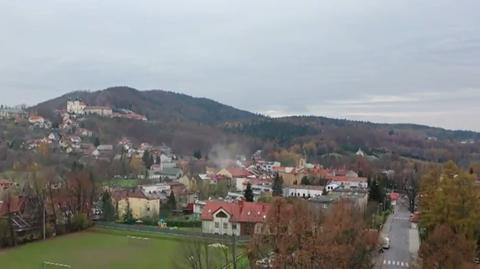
405,172,418,213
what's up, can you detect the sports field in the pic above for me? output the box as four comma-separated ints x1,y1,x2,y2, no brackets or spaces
0,229,246,269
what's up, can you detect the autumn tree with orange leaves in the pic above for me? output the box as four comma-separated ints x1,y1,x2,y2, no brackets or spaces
419,224,476,269
247,198,376,269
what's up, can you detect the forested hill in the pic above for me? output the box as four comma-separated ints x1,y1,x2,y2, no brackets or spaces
29,87,480,165
32,86,259,124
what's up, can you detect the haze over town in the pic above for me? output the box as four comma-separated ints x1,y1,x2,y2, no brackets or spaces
1,0,480,131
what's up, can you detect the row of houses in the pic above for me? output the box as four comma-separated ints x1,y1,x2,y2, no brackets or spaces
198,186,369,237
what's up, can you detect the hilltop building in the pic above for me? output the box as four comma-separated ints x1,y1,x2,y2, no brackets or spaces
0,105,25,119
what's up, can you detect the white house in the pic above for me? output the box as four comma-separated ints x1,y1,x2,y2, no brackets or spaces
193,200,206,220
257,161,281,172
201,200,271,236
329,177,368,190
356,148,365,157
85,106,113,117
140,183,171,196
283,185,325,199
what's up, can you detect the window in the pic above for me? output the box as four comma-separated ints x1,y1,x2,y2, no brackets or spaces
223,223,228,229
216,211,228,218
232,224,237,230
215,222,219,228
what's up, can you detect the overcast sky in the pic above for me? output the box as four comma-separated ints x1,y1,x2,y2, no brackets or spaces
1,0,479,131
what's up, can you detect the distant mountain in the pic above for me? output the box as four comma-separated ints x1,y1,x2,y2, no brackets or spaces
30,87,480,165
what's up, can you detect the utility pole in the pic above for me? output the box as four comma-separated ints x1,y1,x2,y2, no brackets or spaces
231,233,237,269
43,202,46,240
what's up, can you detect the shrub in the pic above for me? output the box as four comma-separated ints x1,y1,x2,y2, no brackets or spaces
141,215,160,226
166,220,201,228
71,213,90,231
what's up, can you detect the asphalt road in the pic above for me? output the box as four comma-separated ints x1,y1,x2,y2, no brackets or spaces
379,199,412,268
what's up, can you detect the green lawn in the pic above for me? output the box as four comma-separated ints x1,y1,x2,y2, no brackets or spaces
0,229,249,269
0,230,181,269
103,179,139,188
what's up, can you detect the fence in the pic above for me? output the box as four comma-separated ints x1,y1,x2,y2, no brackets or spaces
93,221,250,245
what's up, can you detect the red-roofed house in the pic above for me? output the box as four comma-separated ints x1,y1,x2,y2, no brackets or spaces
0,196,25,217
201,200,271,236
28,115,45,124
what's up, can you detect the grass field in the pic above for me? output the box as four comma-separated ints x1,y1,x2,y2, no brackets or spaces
0,229,249,269
103,178,139,188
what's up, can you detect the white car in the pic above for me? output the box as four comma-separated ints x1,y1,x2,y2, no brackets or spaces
382,237,391,249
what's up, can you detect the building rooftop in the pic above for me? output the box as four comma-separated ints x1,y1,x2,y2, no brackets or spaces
201,200,271,223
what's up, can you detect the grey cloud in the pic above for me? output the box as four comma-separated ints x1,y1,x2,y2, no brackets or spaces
1,0,480,131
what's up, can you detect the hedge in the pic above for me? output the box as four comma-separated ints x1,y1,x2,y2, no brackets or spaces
166,220,201,228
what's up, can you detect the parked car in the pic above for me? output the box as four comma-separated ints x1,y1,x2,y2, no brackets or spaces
382,237,391,249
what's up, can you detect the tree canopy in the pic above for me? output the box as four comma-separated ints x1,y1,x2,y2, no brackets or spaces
101,191,115,221
244,182,254,202
419,161,480,239
272,173,283,197
248,198,375,269
418,161,480,268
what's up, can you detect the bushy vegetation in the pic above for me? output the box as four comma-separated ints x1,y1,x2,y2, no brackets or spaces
166,220,201,228
71,213,91,231
417,161,480,268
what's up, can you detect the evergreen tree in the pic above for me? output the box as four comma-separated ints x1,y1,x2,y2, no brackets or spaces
123,204,135,224
301,176,311,185
142,150,153,169
167,191,177,210
322,188,328,196
193,150,202,160
101,191,115,221
368,179,385,203
93,137,100,147
244,182,254,202
272,173,284,197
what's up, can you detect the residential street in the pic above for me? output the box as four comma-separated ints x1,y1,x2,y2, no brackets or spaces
377,198,419,268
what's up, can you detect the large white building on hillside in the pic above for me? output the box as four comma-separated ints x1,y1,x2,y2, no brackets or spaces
67,100,87,115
